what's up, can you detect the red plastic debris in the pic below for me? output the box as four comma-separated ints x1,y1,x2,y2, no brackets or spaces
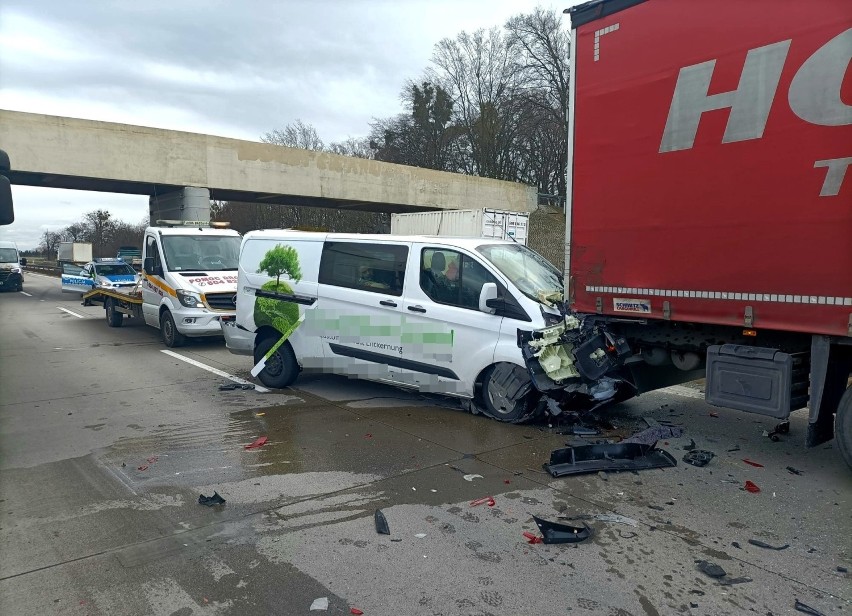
137,465,148,471
364,433,373,439
470,496,496,508
245,436,268,450
742,459,764,468
503,480,511,484
709,412,719,418
350,609,364,615
523,531,543,544
744,480,761,493
146,456,159,464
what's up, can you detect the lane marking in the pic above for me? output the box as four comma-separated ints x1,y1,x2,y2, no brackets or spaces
19,291,32,297
160,350,269,393
58,306,86,319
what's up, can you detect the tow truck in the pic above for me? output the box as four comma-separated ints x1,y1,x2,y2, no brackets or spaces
71,220,242,347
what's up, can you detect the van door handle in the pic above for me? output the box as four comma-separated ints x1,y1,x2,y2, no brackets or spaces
380,300,397,307
408,305,427,313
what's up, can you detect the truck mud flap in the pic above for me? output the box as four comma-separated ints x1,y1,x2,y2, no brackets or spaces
543,443,677,477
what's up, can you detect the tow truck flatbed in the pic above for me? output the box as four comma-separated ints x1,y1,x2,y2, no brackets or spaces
82,285,143,326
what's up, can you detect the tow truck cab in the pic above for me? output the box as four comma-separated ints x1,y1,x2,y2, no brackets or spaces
140,221,241,346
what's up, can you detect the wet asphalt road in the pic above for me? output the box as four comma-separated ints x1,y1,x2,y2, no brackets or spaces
0,272,850,616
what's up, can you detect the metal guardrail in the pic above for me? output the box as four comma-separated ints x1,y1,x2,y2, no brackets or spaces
25,264,61,277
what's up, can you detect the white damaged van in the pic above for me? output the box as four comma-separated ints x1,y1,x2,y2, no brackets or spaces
223,231,565,422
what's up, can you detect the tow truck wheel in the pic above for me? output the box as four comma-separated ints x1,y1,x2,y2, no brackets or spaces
254,335,298,389
160,310,186,348
480,363,539,424
836,385,852,471
105,298,123,327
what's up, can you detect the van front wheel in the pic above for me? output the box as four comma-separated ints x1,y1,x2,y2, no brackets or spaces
480,363,539,424
254,336,298,389
160,310,186,348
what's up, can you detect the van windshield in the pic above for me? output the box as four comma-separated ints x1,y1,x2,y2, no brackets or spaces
0,248,18,263
476,243,563,305
161,235,241,272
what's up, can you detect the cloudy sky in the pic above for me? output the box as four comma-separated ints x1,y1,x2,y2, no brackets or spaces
0,0,579,249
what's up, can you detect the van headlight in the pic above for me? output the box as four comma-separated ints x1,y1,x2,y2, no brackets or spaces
177,290,204,308
10,267,21,274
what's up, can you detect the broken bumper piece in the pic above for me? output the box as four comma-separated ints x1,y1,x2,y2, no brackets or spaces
518,315,637,415
531,515,593,544
543,443,677,477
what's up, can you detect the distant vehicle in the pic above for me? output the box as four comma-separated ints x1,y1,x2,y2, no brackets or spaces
116,246,142,266
57,242,93,264
61,258,141,296
0,240,26,292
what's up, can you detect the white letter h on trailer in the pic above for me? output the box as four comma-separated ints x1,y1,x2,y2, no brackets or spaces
659,40,791,152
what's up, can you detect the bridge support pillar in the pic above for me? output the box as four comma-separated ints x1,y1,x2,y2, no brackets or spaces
149,187,211,224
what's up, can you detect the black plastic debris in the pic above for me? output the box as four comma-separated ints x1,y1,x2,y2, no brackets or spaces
732,541,742,549
532,515,593,544
219,382,255,391
683,450,715,467
622,425,684,446
748,538,789,550
696,560,726,578
837,566,848,573
794,599,826,615
786,466,803,475
543,443,677,477
374,509,390,535
198,492,226,507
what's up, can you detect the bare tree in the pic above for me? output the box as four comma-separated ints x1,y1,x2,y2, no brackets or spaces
62,222,87,242
506,8,570,202
261,119,324,151
82,209,116,258
39,230,62,260
328,136,374,159
428,27,526,181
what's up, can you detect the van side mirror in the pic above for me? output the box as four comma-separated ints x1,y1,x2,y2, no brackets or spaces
143,257,161,276
0,149,14,226
479,282,499,314
20,257,27,266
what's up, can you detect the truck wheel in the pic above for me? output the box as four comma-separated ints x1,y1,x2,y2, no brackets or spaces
480,363,539,424
254,335,298,388
106,298,123,327
160,310,186,348
836,385,852,472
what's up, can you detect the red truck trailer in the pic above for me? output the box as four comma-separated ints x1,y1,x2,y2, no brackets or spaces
519,0,852,468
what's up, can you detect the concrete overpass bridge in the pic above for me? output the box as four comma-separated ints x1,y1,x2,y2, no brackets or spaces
0,110,535,223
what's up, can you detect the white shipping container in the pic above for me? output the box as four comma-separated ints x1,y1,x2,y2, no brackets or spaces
390,208,529,245
57,242,93,263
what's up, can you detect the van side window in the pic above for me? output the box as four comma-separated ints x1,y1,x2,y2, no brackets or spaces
420,248,497,310
319,242,407,296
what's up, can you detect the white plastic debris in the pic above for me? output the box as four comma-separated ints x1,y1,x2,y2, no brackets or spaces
415,533,427,539
594,514,638,527
310,597,329,611
463,474,483,482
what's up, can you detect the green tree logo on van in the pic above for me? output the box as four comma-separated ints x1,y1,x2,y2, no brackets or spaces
255,244,302,336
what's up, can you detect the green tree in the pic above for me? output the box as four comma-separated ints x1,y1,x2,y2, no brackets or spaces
257,244,301,287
